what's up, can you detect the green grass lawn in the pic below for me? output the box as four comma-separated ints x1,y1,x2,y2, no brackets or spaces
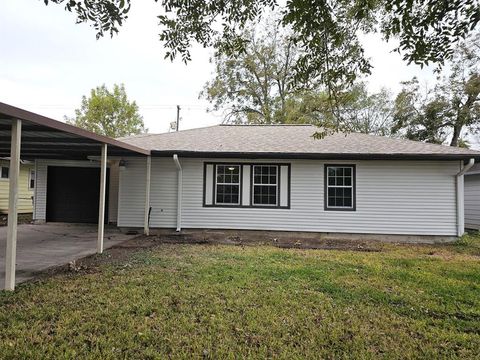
1,233,480,359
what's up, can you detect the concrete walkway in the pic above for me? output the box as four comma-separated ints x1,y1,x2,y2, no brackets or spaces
0,223,137,288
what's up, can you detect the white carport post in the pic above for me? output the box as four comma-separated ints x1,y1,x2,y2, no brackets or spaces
97,144,107,253
144,156,151,235
4,119,21,291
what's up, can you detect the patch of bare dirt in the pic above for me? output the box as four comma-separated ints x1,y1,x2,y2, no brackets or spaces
27,236,160,283
23,232,386,286
151,231,384,252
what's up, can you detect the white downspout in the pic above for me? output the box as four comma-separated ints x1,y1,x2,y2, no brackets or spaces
173,154,182,232
456,158,475,237
144,156,152,236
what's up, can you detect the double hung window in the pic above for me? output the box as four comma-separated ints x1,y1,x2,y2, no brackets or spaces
215,165,241,205
325,165,355,210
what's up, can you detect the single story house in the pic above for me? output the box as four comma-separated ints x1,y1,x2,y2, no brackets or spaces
31,124,480,240
0,159,34,214
465,163,480,230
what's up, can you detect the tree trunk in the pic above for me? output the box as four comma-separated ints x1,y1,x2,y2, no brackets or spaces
450,125,462,147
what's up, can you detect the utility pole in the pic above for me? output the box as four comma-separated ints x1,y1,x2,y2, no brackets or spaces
176,105,181,131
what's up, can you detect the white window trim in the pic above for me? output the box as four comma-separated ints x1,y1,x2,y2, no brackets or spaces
326,165,354,210
252,165,279,207
214,164,241,206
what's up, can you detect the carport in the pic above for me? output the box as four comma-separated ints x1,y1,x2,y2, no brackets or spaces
0,102,151,290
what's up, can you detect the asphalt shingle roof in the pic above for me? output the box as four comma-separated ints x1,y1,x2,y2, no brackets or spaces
120,125,480,160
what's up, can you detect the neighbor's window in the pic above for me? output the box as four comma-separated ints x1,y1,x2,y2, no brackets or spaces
0,166,9,179
215,165,241,205
252,165,278,206
29,169,35,189
325,165,355,210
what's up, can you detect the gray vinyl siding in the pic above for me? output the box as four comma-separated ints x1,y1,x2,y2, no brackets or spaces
118,158,459,236
148,157,178,228
465,174,480,230
117,157,179,228
34,159,101,221
117,157,147,227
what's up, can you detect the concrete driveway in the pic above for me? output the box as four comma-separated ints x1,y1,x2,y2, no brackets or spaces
0,223,138,288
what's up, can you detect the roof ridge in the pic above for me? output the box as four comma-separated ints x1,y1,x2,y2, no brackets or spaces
120,124,222,140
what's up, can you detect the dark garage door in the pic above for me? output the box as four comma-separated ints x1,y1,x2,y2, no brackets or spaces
46,166,109,223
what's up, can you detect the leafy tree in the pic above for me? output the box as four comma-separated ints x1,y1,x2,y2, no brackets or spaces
392,33,480,147
67,84,146,138
201,21,302,124
202,20,394,135
43,0,130,39
284,83,394,136
44,0,480,91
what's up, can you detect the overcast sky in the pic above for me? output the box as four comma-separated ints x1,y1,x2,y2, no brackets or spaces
1,0,439,135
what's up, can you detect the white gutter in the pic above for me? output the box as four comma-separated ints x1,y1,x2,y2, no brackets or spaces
173,154,182,232
456,158,475,237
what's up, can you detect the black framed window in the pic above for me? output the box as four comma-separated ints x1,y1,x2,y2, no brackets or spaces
29,169,35,189
1,166,9,179
325,165,355,210
252,165,278,206
215,165,241,205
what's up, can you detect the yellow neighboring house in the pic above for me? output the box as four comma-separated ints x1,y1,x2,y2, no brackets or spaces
0,159,35,214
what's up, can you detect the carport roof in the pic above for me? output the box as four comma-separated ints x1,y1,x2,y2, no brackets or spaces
0,102,150,159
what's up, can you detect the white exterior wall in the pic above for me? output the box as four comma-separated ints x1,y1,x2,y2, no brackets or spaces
117,157,459,236
465,174,480,230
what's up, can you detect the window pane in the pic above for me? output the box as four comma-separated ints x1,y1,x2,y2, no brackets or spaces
328,188,335,198
344,188,352,198
215,165,240,205
216,184,240,204
253,165,278,205
217,165,239,183
254,185,277,205
344,197,352,207
335,187,344,198
254,165,278,185
30,170,35,189
1,167,9,179
326,166,354,209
